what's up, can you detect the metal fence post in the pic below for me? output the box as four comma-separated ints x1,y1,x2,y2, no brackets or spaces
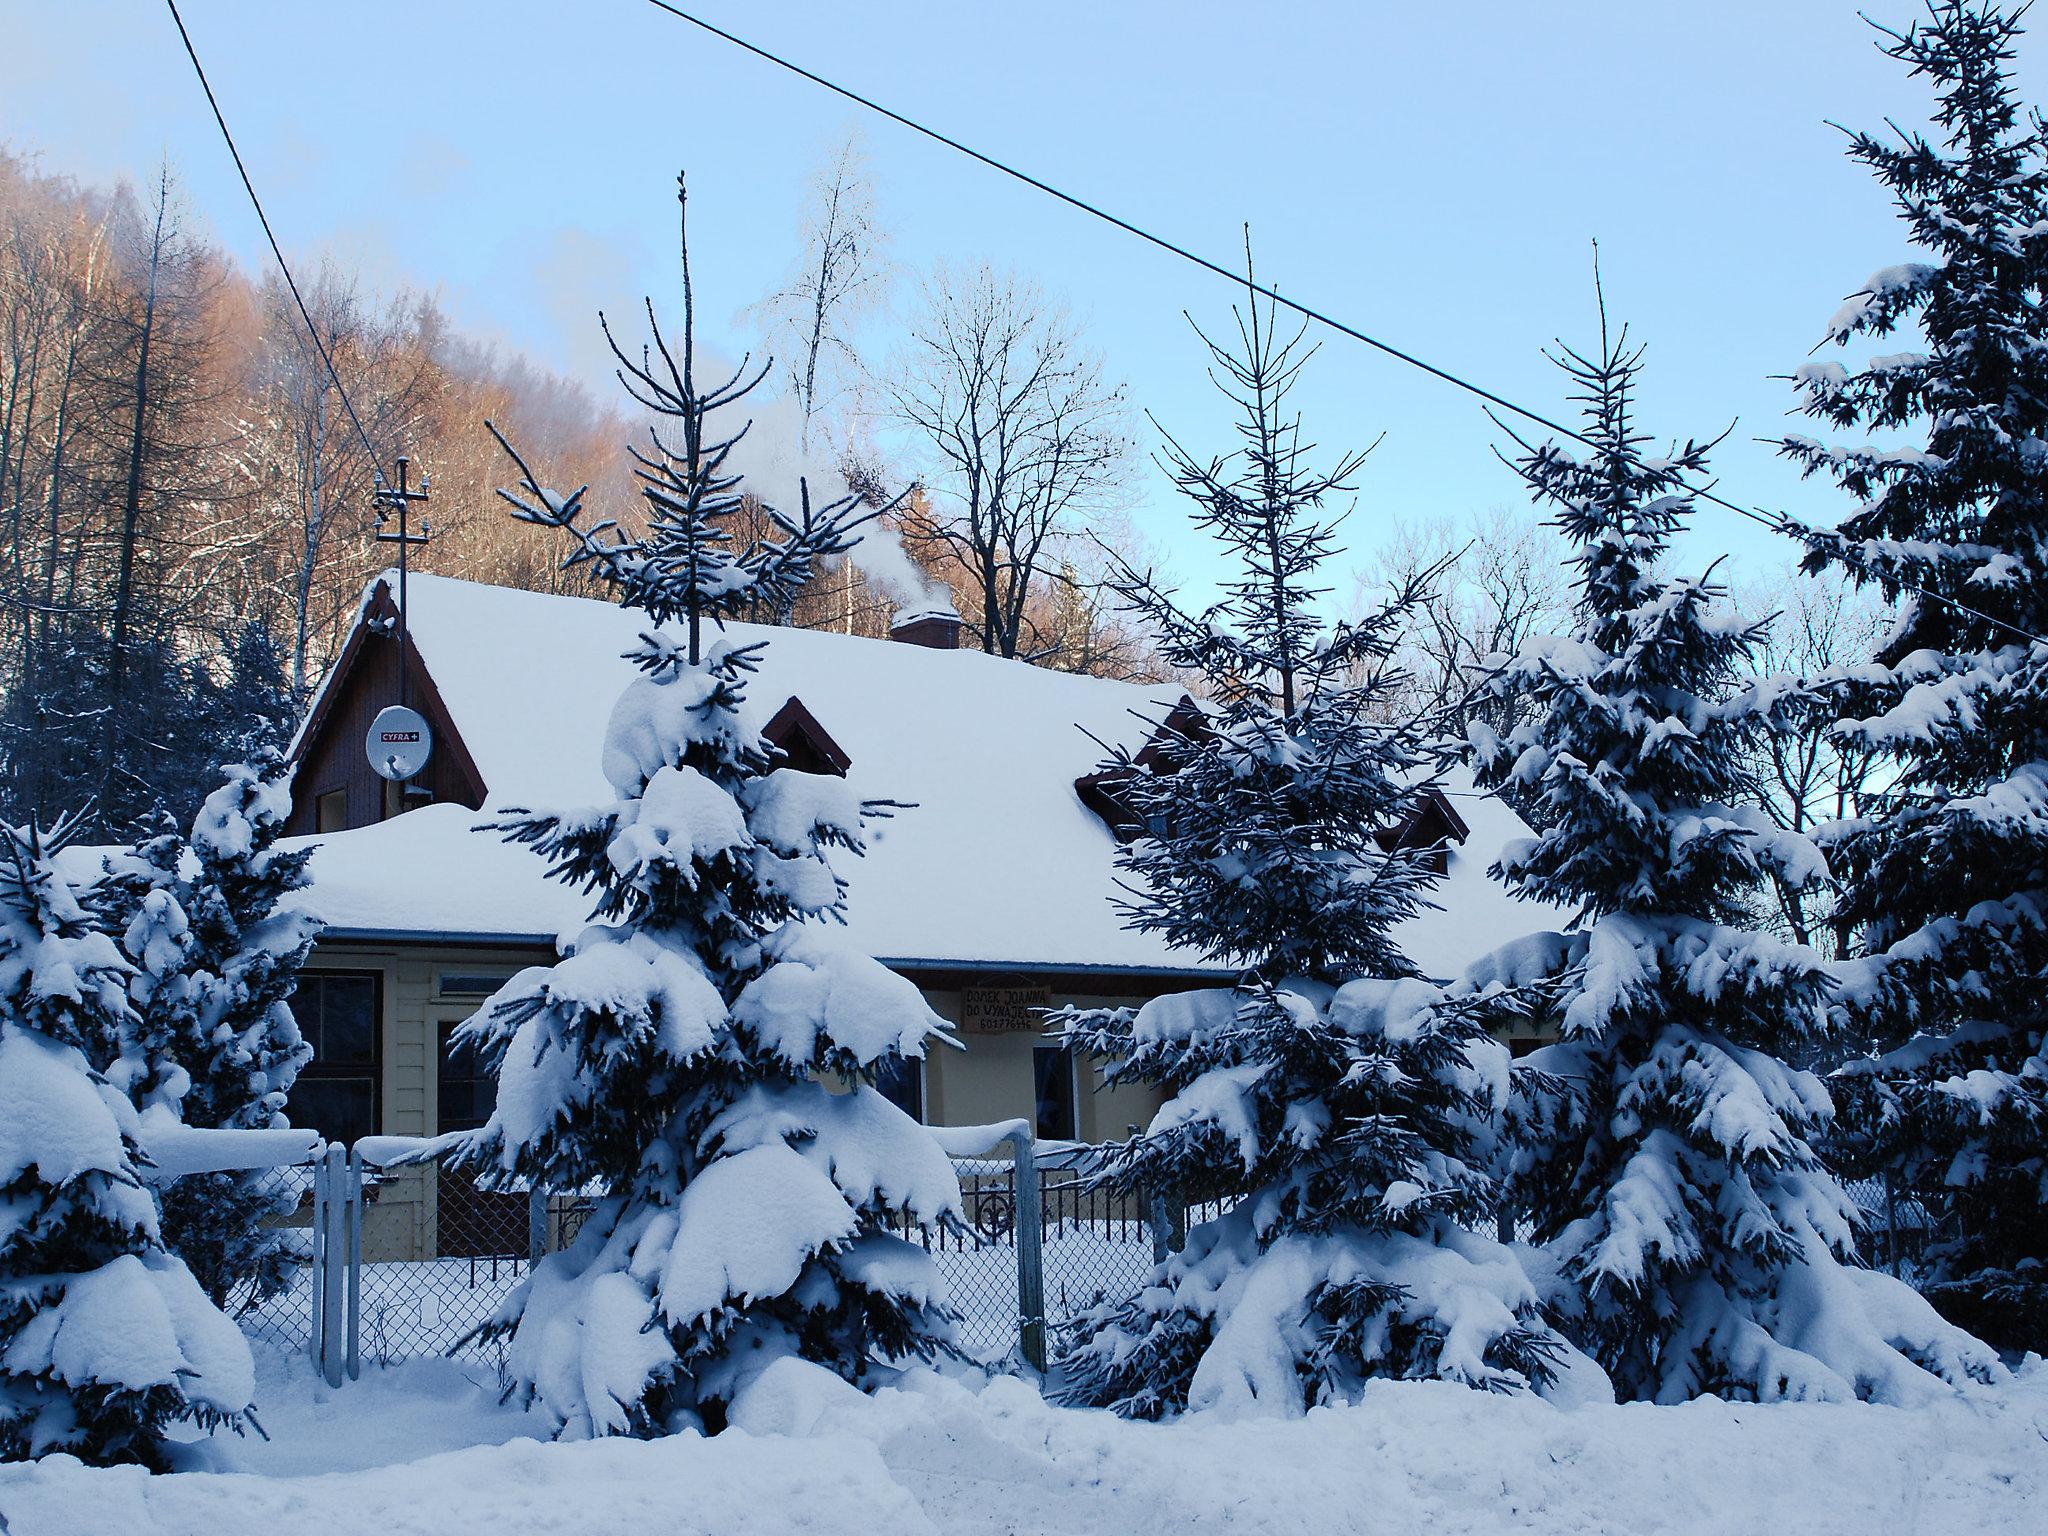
309,1147,329,1370
317,1142,349,1386
1008,1130,1046,1372
1884,1171,1901,1277
345,1145,365,1381
528,1186,548,1264
1147,1183,1185,1265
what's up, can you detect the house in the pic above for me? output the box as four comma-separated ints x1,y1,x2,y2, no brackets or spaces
275,573,1559,1255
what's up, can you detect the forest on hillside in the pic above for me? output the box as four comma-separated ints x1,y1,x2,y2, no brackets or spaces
0,140,1156,840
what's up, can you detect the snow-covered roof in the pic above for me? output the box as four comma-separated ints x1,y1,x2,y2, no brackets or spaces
282,573,1560,979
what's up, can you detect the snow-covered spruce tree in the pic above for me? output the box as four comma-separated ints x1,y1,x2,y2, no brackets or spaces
1052,269,1569,1420
1471,298,2000,1404
1780,0,2048,1351
451,176,961,1439
96,751,319,1306
0,814,255,1468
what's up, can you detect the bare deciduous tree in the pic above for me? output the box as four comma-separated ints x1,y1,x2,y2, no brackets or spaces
1731,567,1891,952
752,134,888,456
1354,507,1571,734
0,147,648,834
744,135,892,629
891,264,1129,658
242,266,432,696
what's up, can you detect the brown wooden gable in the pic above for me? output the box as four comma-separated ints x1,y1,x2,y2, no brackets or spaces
761,695,852,777
1373,787,1472,852
1076,694,1476,871
285,580,488,836
1371,786,1472,876
1074,694,1203,841
1131,696,1210,771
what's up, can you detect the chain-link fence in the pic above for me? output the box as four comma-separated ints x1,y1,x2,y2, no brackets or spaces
222,1161,320,1354
349,1165,535,1368
1844,1173,1958,1280
906,1154,1164,1361
214,1133,1965,1385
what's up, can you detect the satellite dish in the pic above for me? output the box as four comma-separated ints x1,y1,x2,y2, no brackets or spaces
366,704,433,781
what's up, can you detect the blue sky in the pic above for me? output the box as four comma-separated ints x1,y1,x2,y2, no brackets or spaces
3,0,2020,603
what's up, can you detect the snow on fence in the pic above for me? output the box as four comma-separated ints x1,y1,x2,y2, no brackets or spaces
159,1124,1182,1383
162,1132,1958,1389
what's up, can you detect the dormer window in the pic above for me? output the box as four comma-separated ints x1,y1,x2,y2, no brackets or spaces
1373,788,1472,875
761,696,851,777
1076,769,1146,842
1077,695,1209,843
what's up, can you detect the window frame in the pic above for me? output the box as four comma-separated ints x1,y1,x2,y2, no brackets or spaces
290,969,383,1146
435,1015,498,1135
315,787,348,834
1032,1045,1079,1143
872,1054,926,1124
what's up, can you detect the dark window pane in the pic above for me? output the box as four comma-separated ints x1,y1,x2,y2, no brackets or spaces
1034,1047,1076,1142
311,976,376,1066
289,972,381,1145
438,1023,496,1133
289,1077,377,1147
320,1011,374,1067
316,789,348,834
437,973,512,999
874,1057,923,1122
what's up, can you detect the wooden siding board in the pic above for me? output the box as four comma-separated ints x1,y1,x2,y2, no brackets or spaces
285,611,487,836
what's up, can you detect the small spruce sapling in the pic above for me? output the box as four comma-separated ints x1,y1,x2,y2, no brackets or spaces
97,751,319,1305
1053,256,1571,1419
451,175,962,1439
0,814,255,1468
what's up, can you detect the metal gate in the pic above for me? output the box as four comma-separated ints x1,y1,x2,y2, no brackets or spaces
187,1125,1185,1386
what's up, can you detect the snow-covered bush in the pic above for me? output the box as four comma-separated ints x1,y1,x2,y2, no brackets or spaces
96,752,319,1306
1471,299,2002,1404
1778,0,2048,1353
0,815,255,1468
1053,274,1571,1419
452,181,961,1439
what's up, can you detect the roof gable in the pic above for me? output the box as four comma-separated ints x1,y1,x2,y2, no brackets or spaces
284,579,487,836
283,572,1563,980
762,696,852,777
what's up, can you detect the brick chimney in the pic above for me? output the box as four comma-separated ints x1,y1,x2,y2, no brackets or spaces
889,603,963,650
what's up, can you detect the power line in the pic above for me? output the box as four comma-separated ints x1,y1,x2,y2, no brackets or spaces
164,0,388,481
641,0,1589,448
637,0,2048,652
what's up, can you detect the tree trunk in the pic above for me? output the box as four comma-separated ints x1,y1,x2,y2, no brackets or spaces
100,182,166,823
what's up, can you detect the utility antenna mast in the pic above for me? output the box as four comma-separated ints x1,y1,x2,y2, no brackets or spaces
365,455,437,789
373,455,431,709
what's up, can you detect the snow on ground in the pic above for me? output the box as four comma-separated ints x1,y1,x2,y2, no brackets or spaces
179,1345,547,1478
5,1346,2046,1536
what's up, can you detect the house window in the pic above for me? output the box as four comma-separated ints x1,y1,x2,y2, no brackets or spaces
1033,1046,1078,1143
438,1020,497,1134
288,972,380,1145
874,1056,924,1122
316,788,348,834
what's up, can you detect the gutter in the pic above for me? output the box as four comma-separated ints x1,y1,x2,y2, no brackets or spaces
317,927,560,947
876,955,1229,982
312,927,1228,982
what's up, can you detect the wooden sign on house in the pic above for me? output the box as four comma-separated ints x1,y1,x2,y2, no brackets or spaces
961,983,1054,1034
